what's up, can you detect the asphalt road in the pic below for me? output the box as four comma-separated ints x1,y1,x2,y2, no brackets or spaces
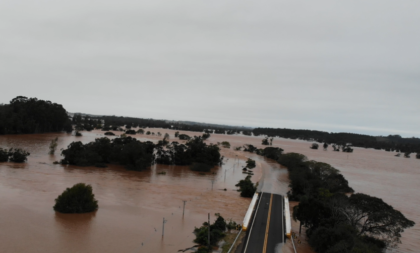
242,192,284,253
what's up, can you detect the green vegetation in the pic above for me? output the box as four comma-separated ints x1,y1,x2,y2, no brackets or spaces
104,131,115,136
262,137,270,145
253,128,420,154
202,133,210,140
0,148,8,162
75,131,82,137
61,137,155,171
137,129,144,134
245,158,256,169
261,147,284,160
221,141,230,148
155,136,222,167
62,135,222,172
3,148,31,163
49,137,58,155
178,134,191,140
53,183,98,213
310,143,319,149
72,114,102,131
235,176,256,197
260,151,414,252
194,213,227,251
125,129,136,135
175,131,179,137
0,96,73,134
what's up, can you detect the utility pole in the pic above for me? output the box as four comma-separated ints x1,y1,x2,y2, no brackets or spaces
208,213,210,252
182,200,187,217
162,218,167,237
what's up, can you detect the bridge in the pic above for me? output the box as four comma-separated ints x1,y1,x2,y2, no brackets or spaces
240,192,290,253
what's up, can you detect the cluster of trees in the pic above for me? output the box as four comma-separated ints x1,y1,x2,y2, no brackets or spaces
155,136,222,168
61,135,222,172
53,183,98,213
0,96,72,134
0,148,30,163
264,152,414,252
253,128,420,154
60,137,155,171
262,137,273,145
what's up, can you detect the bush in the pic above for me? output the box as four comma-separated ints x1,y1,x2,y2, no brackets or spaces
246,158,256,169
235,176,256,197
262,137,270,145
8,148,30,163
104,132,115,136
75,131,82,137
0,148,9,162
49,137,58,155
125,130,136,135
179,134,191,140
53,183,98,213
202,133,210,140
194,214,227,247
221,141,230,148
190,163,212,172
311,143,319,149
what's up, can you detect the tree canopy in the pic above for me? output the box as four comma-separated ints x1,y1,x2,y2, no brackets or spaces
53,183,98,213
0,96,72,134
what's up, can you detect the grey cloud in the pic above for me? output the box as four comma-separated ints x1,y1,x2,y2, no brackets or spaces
0,0,419,136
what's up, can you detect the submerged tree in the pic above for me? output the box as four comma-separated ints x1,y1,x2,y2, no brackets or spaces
310,143,319,150
235,176,256,197
49,137,58,155
0,148,9,162
53,183,98,213
8,148,30,163
262,137,270,145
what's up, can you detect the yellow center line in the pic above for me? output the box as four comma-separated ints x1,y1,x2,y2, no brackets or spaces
262,194,273,253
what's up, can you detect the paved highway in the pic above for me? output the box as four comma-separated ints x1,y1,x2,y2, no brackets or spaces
242,192,284,253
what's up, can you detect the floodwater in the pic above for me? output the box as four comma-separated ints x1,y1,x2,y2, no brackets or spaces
0,128,418,253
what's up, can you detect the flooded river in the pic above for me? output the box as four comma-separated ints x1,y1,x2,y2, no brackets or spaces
0,129,418,253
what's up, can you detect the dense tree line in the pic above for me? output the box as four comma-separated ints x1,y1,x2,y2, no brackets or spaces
253,128,420,153
260,151,414,252
0,96,72,134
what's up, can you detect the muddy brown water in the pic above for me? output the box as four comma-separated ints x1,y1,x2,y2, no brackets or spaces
0,128,418,253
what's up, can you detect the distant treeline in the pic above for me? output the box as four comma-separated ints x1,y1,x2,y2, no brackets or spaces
253,128,420,153
0,96,72,134
72,114,252,135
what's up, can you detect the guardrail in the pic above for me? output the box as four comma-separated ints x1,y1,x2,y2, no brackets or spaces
242,192,259,231
284,196,292,238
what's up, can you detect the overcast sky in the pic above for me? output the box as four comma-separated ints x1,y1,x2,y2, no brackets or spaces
1,0,419,137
